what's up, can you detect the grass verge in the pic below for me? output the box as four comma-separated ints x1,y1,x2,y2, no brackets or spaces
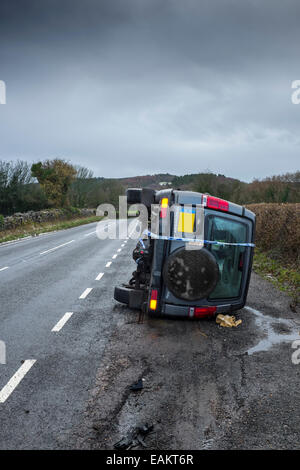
0,215,103,244
253,248,300,307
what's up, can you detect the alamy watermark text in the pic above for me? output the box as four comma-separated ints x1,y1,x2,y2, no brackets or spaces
0,80,6,104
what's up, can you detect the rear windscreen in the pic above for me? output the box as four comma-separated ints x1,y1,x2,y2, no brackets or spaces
207,215,248,300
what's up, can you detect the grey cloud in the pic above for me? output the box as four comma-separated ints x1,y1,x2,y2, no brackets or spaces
0,0,299,181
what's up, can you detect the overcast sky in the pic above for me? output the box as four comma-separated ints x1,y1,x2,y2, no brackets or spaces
0,0,299,181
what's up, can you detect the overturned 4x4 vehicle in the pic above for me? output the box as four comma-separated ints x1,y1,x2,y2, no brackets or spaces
114,188,255,319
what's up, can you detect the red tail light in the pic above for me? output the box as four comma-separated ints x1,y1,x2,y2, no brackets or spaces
149,289,158,310
206,196,229,212
192,306,217,318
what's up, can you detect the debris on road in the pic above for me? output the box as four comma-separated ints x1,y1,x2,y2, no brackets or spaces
197,328,208,338
130,378,143,392
114,434,134,450
216,314,242,328
114,423,154,450
137,423,153,435
136,434,147,447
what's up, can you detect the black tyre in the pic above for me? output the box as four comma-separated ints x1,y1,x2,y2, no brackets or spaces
114,285,130,305
126,188,142,204
114,285,145,309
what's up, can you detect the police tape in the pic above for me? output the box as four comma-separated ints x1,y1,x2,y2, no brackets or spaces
145,231,255,247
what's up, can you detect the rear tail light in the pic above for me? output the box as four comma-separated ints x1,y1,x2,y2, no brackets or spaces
206,196,229,212
160,198,169,219
189,306,217,318
149,289,158,310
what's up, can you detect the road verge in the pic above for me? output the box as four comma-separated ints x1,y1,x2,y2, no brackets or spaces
0,215,103,244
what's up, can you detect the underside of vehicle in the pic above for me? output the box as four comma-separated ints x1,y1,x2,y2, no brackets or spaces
114,188,256,319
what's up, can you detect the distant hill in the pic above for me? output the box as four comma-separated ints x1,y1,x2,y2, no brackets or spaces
78,170,299,206
116,173,175,189
113,172,242,191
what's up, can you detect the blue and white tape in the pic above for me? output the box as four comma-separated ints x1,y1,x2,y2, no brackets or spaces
139,238,146,249
145,231,255,248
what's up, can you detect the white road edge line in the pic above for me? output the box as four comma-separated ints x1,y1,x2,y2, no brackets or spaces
79,288,93,299
0,236,32,248
51,312,73,332
95,272,104,281
0,360,36,403
0,266,9,272
106,261,112,268
40,239,75,255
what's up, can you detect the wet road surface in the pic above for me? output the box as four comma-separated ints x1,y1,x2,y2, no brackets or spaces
0,219,299,449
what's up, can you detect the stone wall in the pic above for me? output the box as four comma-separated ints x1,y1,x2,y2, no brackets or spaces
0,208,96,231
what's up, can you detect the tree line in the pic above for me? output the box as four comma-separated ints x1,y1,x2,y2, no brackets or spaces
0,158,299,216
0,159,123,216
192,171,299,204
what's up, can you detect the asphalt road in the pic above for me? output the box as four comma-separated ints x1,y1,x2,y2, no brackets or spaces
76,271,300,451
0,219,299,449
0,218,139,449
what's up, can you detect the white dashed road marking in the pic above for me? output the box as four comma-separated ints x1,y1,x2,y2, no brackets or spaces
51,312,73,332
117,249,122,252
40,240,75,255
0,267,9,272
0,360,36,403
84,231,96,237
95,272,104,281
106,262,112,268
79,288,93,299
112,254,117,259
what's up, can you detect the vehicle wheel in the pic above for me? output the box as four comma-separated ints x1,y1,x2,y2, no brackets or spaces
114,285,130,305
114,285,145,309
126,188,142,204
